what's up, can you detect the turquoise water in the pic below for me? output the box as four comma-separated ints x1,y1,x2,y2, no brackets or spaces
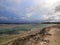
0,24,55,34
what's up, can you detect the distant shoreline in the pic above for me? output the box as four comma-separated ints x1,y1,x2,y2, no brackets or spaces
0,22,60,24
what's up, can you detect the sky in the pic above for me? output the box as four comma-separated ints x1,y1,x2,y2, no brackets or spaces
0,0,60,23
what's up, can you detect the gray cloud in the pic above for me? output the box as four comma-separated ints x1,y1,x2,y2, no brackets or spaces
0,16,8,21
0,0,60,22
55,4,60,12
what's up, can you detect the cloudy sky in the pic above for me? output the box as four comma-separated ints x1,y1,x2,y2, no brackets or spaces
0,0,60,23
